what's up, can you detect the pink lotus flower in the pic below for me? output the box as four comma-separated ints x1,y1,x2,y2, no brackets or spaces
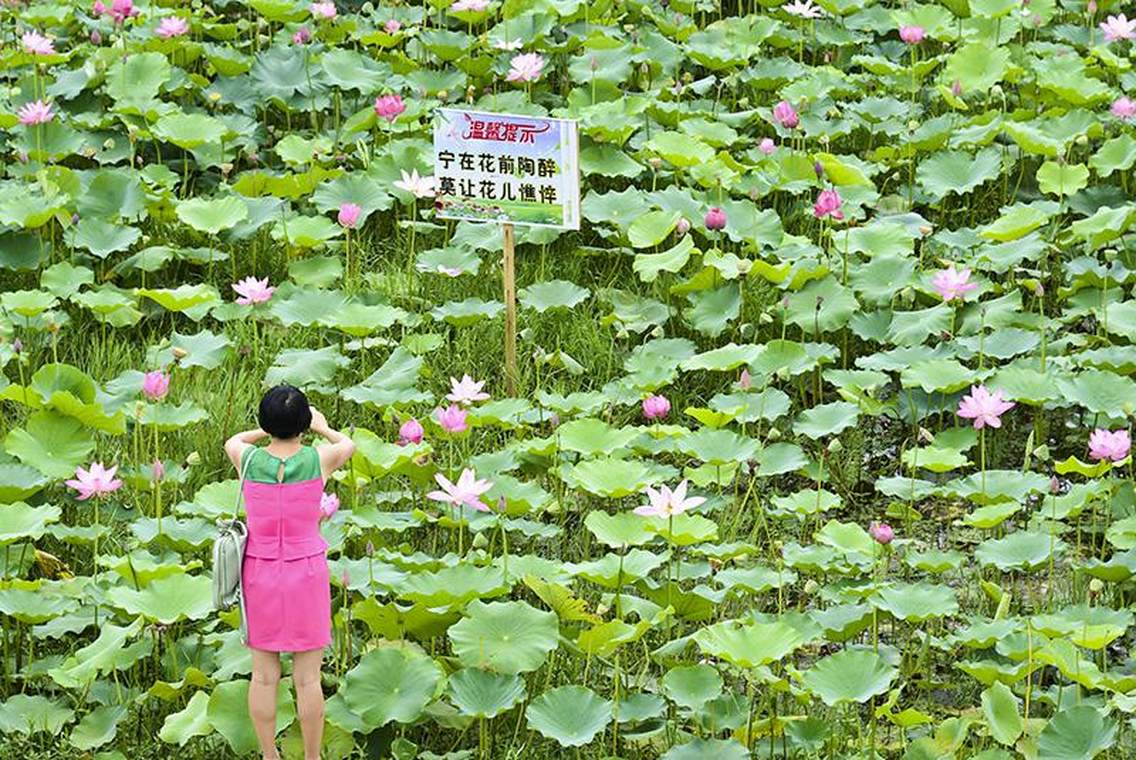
869,521,894,545
92,1,106,13
398,417,424,446
447,374,490,405
642,394,670,421
155,17,189,38
704,207,727,231
506,52,544,83
66,461,124,501
338,202,361,228
90,29,102,44
310,1,337,19
17,100,54,126
319,492,339,519
232,276,275,305
1089,429,1131,462
1111,96,1136,120
773,100,799,129
451,0,490,11
899,25,925,44
109,0,138,23
759,137,776,155
21,31,55,56
151,458,165,482
141,370,170,401
292,26,311,45
739,369,752,390
393,169,436,198
932,264,978,301
957,385,1015,430
437,404,468,434
1101,13,1136,42
384,19,401,33
428,468,493,511
784,0,823,18
813,188,844,220
373,94,406,122
634,480,706,518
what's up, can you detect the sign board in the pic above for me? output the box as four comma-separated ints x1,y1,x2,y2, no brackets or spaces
433,108,580,230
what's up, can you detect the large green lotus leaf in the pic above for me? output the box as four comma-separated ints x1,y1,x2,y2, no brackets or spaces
1037,705,1116,760
556,418,641,457
570,548,669,587
645,512,718,546
872,582,958,623
431,298,505,326
140,401,209,431
269,287,351,326
900,359,977,394
1031,605,1133,650
176,196,249,235
0,586,76,623
684,283,741,337
770,488,841,517
158,329,233,371
644,131,714,168
105,52,171,105
105,573,213,624
559,457,660,498
288,255,343,289
448,600,559,674
794,401,859,439
784,277,858,335
917,148,1003,200
693,620,806,668
0,288,57,317
271,215,342,248
208,678,295,754
447,668,526,719
815,520,875,560
47,617,144,690
158,690,211,746
137,284,222,314
40,261,94,299
76,171,146,221
661,738,750,760
0,501,60,545
801,649,898,706
341,347,431,408
662,664,721,711
518,279,590,312
634,235,696,282
584,510,655,547
397,564,509,608
682,343,761,373
320,48,390,91
756,442,808,477
1090,134,1136,178
943,42,1009,92
311,172,394,220
4,410,94,479
628,210,681,248
678,428,760,465
0,464,50,502
264,345,350,389
1068,205,1136,249
580,144,643,178
153,112,229,150
0,694,74,736
525,685,611,747
64,214,139,256
975,532,1065,571
1036,161,1089,197
340,647,443,729
70,704,128,751
979,204,1051,242
1056,370,1136,416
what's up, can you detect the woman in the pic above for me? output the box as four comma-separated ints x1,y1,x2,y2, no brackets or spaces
223,384,355,760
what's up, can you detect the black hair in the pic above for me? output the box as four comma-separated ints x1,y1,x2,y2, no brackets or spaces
258,384,312,439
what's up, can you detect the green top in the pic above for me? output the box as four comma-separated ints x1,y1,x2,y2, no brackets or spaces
240,444,322,484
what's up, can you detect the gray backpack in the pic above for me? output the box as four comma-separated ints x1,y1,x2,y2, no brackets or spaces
212,448,251,643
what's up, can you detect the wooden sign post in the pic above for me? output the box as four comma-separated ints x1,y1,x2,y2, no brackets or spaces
432,109,579,397
502,222,518,396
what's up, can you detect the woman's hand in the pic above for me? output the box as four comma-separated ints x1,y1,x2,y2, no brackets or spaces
309,407,330,436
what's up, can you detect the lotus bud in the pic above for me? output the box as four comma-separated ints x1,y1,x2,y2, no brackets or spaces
648,156,662,170
90,29,102,44
365,540,375,557
918,427,934,444
918,225,933,236
781,296,790,310
472,532,489,549
675,217,691,235
171,346,188,360
497,496,507,514
340,569,350,586
824,50,834,63
548,413,560,429
152,458,165,482
813,161,824,179
1049,475,1062,495
185,451,200,466
1089,578,1104,595
1088,0,1097,12
11,338,22,354
804,579,819,595
1033,281,1044,297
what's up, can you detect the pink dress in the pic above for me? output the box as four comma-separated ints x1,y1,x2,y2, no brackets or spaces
239,445,332,652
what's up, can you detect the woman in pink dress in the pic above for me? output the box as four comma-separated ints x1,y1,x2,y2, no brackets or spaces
223,384,355,760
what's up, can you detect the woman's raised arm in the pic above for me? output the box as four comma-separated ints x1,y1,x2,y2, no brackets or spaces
223,427,269,472
309,407,356,481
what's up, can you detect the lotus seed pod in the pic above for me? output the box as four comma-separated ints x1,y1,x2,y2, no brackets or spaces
1089,578,1105,595
804,579,819,595
185,451,201,466
827,438,843,454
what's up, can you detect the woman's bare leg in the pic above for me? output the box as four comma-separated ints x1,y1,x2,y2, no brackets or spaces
248,647,282,759
292,648,325,760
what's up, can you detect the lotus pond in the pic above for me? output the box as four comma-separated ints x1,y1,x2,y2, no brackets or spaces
6,0,1136,758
